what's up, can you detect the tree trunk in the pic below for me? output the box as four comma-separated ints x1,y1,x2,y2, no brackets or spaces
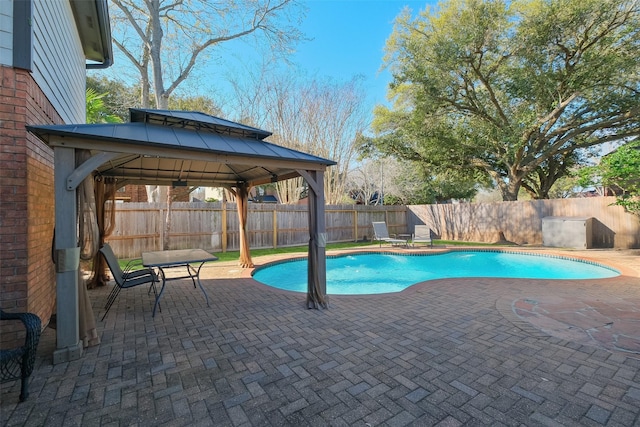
149,0,166,110
499,179,521,202
141,70,150,108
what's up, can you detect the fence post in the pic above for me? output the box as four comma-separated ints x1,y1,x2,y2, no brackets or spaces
158,207,164,251
273,208,278,248
353,209,358,242
222,201,227,253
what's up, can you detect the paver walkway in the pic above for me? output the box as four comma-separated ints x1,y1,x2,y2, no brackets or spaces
1,247,639,426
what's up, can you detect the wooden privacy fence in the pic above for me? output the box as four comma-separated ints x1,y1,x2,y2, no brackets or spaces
106,197,639,258
408,196,639,249
107,202,408,258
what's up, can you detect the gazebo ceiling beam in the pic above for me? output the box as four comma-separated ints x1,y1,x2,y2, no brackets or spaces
66,151,119,190
108,174,306,188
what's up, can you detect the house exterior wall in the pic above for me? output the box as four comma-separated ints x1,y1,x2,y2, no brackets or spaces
0,3,12,65
1,65,58,338
116,185,149,203
1,0,88,345
31,0,86,123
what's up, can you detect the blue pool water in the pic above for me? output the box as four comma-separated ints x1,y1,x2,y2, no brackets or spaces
252,251,620,295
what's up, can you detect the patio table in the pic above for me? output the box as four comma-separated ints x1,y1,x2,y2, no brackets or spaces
142,249,218,317
397,234,412,247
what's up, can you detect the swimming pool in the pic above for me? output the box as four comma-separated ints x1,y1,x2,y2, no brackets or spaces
252,251,620,295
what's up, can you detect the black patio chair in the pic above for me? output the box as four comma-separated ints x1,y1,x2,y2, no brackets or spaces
99,244,158,320
0,309,42,402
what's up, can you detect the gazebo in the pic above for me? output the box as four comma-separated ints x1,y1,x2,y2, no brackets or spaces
27,109,336,363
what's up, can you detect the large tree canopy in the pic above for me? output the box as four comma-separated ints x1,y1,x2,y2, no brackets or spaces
371,0,640,201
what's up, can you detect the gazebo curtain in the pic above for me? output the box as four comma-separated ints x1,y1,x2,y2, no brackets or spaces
231,183,254,268
87,177,117,288
306,184,328,309
75,150,100,347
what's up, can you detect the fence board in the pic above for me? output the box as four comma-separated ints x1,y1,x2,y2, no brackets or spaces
408,197,639,249
109,202,408,258
107,197,638,258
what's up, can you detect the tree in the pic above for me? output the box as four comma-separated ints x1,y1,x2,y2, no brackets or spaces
349,158,479,206
599,142,640,215
231,71,369,205
86,88,124,124
109,0,304,109
371,0,640,201
109,0,304,261
87,76,140,121
545,171,581,198
87,75,224,121
521,147,600,199
348,159,385,205
88,75,225,249
356,135,483,204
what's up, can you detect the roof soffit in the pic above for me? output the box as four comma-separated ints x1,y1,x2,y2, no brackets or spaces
69,0,113,68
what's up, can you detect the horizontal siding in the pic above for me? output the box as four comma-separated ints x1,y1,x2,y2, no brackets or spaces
0,1,13,65
31,0,85,123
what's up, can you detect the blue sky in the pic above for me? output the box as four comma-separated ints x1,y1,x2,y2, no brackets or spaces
100,1,435,116
288,0,431,108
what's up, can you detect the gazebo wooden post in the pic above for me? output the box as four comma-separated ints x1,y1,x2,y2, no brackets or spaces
53,146,83,363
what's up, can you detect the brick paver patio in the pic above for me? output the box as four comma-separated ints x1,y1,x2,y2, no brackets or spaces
1,247,639,426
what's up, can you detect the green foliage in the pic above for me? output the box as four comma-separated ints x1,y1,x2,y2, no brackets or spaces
356,137,483,204
87,76,139,121
86,88,123,124
575,165,602,190
168,95,221,116
599,143,640,214
87,75,223,121
546,172,580,199
372,0,640,201
408,167,479,204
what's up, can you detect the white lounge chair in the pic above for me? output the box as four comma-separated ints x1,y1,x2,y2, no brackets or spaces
372,221,408,247
412,225,433,247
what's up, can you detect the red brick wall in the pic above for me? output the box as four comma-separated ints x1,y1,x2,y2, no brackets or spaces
172,187,191,202
1,66,58,345
114,185,191,203
116,185,148,202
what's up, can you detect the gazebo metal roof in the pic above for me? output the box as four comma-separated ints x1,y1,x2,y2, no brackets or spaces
28,109,336,188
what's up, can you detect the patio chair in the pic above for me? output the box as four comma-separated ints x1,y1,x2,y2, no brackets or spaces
372,221,408,247
99,244,158,320
412,225,433,248
0,309,42,402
